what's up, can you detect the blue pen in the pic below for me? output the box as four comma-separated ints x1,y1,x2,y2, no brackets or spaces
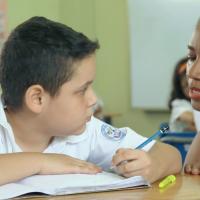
136,126,169,149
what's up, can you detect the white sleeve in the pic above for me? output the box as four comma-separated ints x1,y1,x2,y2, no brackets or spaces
87,117,155,170
169,99,193,131
0,128,5,153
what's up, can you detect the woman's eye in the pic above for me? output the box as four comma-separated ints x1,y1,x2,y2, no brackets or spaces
187,53,196,62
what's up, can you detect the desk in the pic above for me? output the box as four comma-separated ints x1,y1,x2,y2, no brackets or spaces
25,175,200,200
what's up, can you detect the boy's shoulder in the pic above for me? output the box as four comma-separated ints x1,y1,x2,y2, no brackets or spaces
0,99,21,153
0,98,8,127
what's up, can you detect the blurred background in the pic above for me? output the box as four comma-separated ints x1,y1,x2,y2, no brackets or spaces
2,0,194,136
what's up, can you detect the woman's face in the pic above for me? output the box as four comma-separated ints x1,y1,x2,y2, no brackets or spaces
187,25,200,111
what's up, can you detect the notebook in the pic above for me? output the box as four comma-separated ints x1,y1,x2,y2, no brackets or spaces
0,171,150,199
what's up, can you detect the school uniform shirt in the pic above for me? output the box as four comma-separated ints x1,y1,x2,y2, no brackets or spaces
0,100,155,171
169,99,195,132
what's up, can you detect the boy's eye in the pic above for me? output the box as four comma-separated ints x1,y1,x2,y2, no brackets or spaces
79,87,88,95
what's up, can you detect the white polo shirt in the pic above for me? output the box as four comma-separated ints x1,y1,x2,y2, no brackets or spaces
0,100,155,170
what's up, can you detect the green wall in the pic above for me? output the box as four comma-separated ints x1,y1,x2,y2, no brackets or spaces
8,0,60,30
7,0,170,136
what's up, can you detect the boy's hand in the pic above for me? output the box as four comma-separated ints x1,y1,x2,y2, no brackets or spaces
112,148,152,180
39,153,102,175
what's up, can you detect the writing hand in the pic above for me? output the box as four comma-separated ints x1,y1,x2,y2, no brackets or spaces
112,148,152,180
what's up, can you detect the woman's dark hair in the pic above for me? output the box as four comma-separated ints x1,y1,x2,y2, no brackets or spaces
168,57,190,109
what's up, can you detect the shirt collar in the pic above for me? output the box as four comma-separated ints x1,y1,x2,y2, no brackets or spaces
48,119,94,153
62,117,94,144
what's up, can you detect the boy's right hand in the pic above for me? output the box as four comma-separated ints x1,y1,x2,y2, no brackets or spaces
39,153,102,175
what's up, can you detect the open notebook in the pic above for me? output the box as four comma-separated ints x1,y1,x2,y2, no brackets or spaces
0,171,150,199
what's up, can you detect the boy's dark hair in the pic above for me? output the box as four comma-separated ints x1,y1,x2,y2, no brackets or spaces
168,57,190,109
0,16,99,110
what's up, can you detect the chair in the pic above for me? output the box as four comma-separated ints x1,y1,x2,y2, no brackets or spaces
159,131,196,163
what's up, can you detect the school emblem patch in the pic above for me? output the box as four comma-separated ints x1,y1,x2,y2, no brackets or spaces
101,124,126,141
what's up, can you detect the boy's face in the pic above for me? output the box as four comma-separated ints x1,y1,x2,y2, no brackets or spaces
42,54,97,136
187,27,200,111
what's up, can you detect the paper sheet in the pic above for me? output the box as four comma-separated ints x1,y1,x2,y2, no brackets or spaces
0,172,150,199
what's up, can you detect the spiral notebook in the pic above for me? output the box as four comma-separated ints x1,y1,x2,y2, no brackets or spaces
0,171,150,199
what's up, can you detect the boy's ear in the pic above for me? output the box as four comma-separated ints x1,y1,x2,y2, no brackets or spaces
24,85,48,113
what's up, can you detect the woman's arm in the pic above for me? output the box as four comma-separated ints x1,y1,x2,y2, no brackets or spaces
178,111,196,131
184,133,200,174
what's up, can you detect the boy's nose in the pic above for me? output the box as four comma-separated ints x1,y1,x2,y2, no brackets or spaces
88,89,97,108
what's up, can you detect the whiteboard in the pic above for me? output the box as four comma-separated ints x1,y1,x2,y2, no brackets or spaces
128,0,200,110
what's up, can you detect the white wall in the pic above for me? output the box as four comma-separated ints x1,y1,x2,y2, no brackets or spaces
128,0,200,110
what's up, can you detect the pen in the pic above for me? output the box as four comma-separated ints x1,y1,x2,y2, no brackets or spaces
111,126,169,169
159,175,176,189
136,126,169,149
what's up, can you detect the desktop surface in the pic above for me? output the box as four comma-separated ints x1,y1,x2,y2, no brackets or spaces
21,174,200,200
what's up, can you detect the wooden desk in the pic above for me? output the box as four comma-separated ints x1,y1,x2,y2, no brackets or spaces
24,175,200,200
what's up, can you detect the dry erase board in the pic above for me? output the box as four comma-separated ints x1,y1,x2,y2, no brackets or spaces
127,0,200,110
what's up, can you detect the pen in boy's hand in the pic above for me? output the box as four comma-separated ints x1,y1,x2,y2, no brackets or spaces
111,126,169,169
135,126,169,149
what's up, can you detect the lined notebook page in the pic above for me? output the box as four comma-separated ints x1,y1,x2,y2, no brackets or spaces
0,171,149,199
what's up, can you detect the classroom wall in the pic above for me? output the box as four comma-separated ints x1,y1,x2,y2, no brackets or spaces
7,0,60,30
7,0,170,136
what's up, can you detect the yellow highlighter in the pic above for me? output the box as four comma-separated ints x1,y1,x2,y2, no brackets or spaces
159,175,176,189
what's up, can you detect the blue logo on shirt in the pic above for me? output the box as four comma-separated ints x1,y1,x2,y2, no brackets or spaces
101,124,126,141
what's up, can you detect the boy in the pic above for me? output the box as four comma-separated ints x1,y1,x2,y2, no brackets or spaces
184,18,200,175
0,16,181,185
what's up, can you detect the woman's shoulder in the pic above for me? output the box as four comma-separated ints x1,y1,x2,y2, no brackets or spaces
171,99,192,108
